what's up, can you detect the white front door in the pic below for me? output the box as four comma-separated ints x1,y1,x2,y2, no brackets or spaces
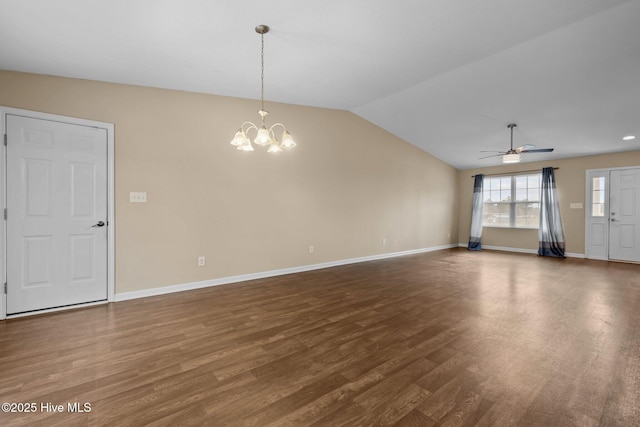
609,168,640,262
6,114,108,314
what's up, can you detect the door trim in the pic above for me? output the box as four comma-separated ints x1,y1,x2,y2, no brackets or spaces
585,166,640,261
1,107,115,320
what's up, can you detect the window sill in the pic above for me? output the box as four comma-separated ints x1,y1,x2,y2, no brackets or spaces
483,226,539,230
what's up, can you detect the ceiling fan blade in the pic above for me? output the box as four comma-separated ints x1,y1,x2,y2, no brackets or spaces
515,144,536,153
520,148,554,153
478,153,503,159
479,150,505,153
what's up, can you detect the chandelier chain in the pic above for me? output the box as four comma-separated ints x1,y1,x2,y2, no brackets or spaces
260,32,265,113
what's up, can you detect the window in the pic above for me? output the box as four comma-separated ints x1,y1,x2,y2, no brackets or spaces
591,177,605,217
483,173,541,228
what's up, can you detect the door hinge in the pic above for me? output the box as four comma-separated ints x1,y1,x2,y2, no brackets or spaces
3,208,6,220
3,283,6,294
3,134,6,146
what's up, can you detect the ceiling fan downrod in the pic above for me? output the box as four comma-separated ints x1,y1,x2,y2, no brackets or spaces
507,123,517,151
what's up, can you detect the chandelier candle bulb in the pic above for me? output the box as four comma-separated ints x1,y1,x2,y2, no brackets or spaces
230,25,296,153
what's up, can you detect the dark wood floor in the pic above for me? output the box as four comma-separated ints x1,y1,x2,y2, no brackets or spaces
1,248,639,426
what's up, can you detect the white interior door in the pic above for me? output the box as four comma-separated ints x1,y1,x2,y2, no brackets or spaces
609,168,640,262
6,114,108,314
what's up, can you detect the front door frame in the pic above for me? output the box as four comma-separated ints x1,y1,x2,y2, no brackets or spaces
1,107,115,320
585,166,640,261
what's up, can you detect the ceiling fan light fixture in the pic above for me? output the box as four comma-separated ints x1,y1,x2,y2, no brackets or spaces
502,153,521,163
622,135,636,141
480,123,554,163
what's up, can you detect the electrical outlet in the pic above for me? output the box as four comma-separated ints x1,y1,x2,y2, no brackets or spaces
382,238,386,246
198,256,206,267
309,245,314,254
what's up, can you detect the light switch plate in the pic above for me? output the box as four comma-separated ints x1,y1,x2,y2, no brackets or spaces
570,202,583,209
130,192,147,203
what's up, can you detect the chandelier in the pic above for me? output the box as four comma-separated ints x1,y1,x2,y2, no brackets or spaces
230,25,296,153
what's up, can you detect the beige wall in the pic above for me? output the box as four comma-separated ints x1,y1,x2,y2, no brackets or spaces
457,152,640,255
0,70,459,294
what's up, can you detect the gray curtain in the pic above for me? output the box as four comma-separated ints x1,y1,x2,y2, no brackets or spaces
538,167,565,257
468,174,483,250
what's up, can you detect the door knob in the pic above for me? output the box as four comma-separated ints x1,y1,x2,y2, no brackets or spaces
92,221,105,228
610,218,619,222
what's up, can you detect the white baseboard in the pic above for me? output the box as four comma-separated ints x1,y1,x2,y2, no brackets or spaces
115,244,459,302
585,255,608,261
563,252,585,259
457,243,584,258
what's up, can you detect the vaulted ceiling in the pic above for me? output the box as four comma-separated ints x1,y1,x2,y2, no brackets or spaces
1,0,639,169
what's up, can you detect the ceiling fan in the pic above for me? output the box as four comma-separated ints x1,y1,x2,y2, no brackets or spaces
479,123,554,163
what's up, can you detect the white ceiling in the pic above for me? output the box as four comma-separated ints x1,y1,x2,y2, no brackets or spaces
1,0,639,169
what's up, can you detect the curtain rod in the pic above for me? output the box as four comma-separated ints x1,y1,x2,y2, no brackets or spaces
471,167,558,178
